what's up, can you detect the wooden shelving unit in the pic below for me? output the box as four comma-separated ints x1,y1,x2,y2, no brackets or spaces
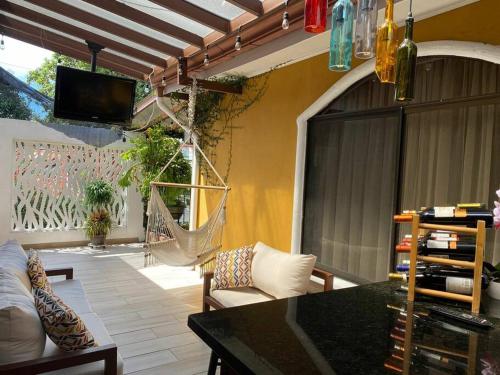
406,215,486,314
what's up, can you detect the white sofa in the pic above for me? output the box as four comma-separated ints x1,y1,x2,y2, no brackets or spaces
203,241,334,311
0,240,122,375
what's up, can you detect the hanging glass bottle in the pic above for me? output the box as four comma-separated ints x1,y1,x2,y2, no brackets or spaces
354,0,378,59
304,0,327,33
329,0,354,71
375,0,398,83
395,13,418,101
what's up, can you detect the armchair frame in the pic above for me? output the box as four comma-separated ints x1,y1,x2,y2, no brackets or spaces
203,267,334,312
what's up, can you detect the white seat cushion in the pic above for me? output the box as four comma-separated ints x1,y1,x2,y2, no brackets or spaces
0,240,31,292
51,279,93,315
251,242,317,299
0,269,46,364
41,312,124,375
210,287,275,308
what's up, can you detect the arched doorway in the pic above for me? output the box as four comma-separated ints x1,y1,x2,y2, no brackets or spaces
295,48,500,283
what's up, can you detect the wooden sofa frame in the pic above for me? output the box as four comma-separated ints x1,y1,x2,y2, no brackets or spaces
203,267,334,312
0,267,118,375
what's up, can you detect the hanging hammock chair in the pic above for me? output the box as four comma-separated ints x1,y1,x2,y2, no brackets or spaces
144,79,229,269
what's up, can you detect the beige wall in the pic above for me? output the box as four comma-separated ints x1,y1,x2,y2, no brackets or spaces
199,0,500,252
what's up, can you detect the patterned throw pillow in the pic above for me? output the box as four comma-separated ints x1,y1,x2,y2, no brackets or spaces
33,288,97,351
213,246,253,290
27,251,52,293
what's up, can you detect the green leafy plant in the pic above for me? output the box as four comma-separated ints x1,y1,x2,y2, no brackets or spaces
84,180,114,210
84,208,112,238
119,124,191,204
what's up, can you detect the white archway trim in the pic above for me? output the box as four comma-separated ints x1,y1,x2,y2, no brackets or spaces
291,40,500,254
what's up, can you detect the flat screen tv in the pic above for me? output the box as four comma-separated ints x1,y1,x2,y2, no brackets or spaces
54,66,136,125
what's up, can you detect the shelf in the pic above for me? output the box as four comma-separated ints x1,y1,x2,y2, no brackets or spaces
414,287,473,303
418,223,478,234
416,256,475,269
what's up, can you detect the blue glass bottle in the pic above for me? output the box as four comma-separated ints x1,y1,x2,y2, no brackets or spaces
329,0,354,72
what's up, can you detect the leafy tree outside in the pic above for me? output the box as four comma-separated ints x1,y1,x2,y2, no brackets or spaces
0,83,32,120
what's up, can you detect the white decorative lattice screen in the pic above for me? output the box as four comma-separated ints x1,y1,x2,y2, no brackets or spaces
12,140,127,232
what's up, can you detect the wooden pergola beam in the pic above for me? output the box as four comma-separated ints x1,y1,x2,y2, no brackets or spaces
23,0,183,57
0,15,149,77
80,0,204,48
1,28,144,80
0,0,166,68
225,0,264,16
147,0,230,34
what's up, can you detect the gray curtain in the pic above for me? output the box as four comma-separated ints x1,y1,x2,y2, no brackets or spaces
302,112,401,283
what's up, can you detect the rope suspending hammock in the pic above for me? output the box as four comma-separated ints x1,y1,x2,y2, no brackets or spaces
145,79,229,272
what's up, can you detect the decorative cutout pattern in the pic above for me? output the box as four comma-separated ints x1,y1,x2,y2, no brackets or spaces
12,140,127,232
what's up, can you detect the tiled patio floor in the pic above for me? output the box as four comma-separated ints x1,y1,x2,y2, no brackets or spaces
38,244,212,375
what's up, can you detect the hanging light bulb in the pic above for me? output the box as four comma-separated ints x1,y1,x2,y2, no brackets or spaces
394,0,417,101
203,45,210,66
282,0,289,30
375,0,398,83
144,83,150,94
354,0,378,59
161,76,166,86
329,0,354,72
0,35,5,51
235,28,242,51
304,0,327,33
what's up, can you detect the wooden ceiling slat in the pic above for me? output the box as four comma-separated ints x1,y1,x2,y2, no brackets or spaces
1,28,144,79
0,0,166,67
23,0,183,57
147,0,230,34
80,0,204,48
225,0,263,16
0,14,149,77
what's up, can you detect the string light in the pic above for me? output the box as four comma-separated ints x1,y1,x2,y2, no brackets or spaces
282,1,290,30
235,27,242,51
161,76,166,86
0,35,5,51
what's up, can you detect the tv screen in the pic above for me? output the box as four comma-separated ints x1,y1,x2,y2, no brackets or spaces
54,66,136,125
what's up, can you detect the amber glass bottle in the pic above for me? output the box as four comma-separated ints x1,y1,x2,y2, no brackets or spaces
375,0,398,83
394,14,418,101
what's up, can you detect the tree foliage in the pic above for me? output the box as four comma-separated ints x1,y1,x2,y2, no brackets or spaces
0,83,32,120
27,53,149,102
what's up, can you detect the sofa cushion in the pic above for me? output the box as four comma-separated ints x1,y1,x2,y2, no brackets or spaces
213,246,253,290
28,251,53,293
251,242,316,299
34,288,97,351
0,240,31,292
51,279,93,315
0,269,46,364
210,287,275,308
41,312,124,375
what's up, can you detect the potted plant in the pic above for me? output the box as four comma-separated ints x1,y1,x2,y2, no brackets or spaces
84,180,114,246
119,124,191,226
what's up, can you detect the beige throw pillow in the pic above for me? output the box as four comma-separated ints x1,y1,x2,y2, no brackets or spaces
33,288,97,351
251,242,316,299
0,240,31,292
0,269,46,363
213,246,253,290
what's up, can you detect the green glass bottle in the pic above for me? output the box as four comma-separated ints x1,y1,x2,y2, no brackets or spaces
394,14,417,101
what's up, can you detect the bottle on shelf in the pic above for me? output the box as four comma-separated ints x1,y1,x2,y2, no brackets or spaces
389,269,489,295
394,204,493,227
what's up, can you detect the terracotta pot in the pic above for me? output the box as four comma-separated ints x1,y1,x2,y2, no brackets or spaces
91,234,106,246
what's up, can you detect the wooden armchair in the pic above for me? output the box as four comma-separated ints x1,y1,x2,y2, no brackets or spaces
203,267,334,312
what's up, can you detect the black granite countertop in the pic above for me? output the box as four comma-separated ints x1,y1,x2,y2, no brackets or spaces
188,281,500,374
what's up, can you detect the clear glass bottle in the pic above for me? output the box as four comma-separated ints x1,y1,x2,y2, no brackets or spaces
375,0,398,83
394,14,418,101
304,0,328,34
354,0,378,59
329,0,354,72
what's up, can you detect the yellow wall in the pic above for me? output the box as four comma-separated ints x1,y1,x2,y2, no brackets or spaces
199,0,500,253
